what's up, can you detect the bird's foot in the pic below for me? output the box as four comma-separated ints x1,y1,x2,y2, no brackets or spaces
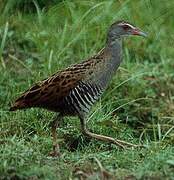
48,144,60,157
114,139,145,149
82,129,145,149
48,150,60,157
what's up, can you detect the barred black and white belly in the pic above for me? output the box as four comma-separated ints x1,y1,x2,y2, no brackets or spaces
61,82,103,115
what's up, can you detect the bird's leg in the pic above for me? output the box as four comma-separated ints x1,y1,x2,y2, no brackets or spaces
48,114,62,157
80,117,143,148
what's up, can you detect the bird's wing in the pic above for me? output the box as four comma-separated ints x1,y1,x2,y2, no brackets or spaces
10,48,106,111
10,68,86,111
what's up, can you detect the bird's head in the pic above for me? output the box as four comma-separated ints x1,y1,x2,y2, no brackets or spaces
107,20,147,40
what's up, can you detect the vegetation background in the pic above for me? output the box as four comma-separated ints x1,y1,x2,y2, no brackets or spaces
0,0,174,179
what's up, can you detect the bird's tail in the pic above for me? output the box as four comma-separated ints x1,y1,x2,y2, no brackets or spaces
9,97,28,111
9,83,42,111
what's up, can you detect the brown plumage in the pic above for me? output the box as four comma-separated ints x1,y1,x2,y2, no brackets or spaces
10,65,86,111
10,49,107,112
10,20,147,156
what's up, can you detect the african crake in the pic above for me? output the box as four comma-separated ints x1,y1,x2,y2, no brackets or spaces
10,20,147,156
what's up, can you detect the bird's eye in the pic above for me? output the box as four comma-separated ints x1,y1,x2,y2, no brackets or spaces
122,24,130,30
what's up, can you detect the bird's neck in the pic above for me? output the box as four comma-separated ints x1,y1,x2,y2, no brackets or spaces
93,38,122,89
106,37,122,59
103,38,122,83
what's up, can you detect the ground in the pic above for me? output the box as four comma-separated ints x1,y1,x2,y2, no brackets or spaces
0,0,174,179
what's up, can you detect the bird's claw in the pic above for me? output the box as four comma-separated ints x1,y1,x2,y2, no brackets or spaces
48,144,61,158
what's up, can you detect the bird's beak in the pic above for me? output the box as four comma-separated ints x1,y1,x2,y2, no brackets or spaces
132,28,147,37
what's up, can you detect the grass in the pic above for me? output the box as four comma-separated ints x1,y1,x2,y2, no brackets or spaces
0,0,174,179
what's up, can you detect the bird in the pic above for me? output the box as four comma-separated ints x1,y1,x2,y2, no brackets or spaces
10,20,147,157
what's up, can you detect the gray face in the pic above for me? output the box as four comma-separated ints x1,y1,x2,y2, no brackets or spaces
108,21,147,39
